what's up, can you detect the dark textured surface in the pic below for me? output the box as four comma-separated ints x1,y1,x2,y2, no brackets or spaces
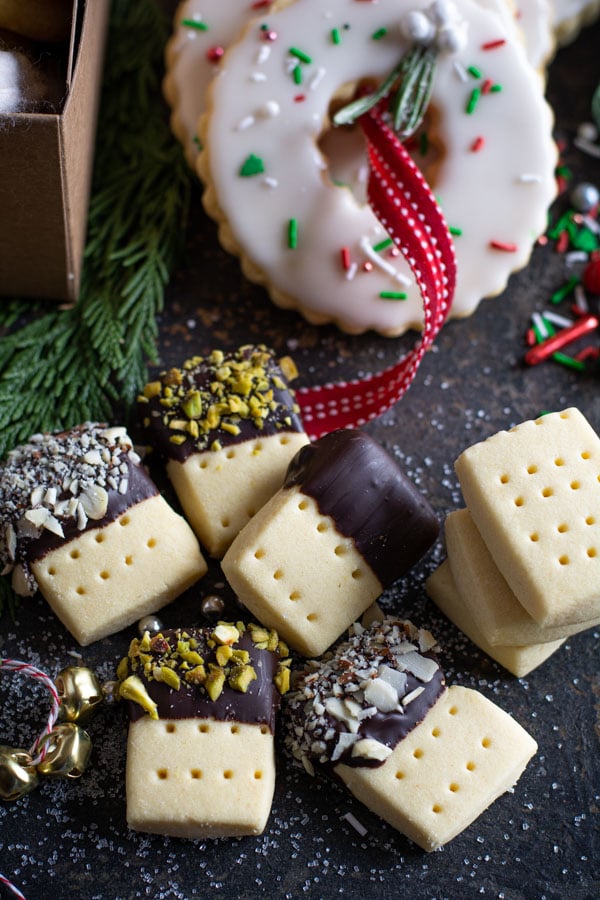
1,9,599,900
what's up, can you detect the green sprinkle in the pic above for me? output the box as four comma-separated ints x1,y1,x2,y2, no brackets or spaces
331,28,341,45
372,237,393,253
490,83,502,93
181,18,208,30
293,64,303,85
550,275,580,304
379,291,407,300
288,218,299,249
449,226,463,237
239,154,265,177
419,131,429,156
289,46,312,64
466,87,481,114
552,352,586,372
467,65,482,78
372,27,388,40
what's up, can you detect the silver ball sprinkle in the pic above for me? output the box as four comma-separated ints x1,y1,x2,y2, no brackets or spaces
137,614,163,637
577,121,598,143
200,594,225,619
570,181,600,213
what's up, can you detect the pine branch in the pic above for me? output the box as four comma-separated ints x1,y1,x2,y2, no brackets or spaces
0,0,193,619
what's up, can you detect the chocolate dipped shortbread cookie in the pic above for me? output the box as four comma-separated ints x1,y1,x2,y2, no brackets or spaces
119,621,290,838
138,345,309,558
284,618,538,851
222,430,439,657
0,424,207,645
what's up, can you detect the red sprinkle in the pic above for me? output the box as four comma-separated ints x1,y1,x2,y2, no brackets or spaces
294,94,306,103
340,246,351,271
471,136,485,152
482,38,506,50
362,261,373,272
207,45,225,62
481,78,494,95
575,345,600,362
252,0,271,7
489,240,518,252
263,29,277,41
555,230,570,253
525,313,599,365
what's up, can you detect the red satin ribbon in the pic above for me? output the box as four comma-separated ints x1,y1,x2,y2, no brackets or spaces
296,104,457,439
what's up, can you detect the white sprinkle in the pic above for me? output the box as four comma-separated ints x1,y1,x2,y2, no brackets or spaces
249,71,267,82
341,812,368,837
565,251,589,265
236,114,256,131
583,215,600,234
261,176,279,189
345,262,358,281
573,284,589,312
574,136,600,158
308,66,326,91
452,59,469,82
542,310,573,329
532,310,550,338
360,236,411,285
517,173,542,184
256,45,271,65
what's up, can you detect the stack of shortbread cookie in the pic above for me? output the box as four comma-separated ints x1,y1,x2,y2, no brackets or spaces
427,408,600,676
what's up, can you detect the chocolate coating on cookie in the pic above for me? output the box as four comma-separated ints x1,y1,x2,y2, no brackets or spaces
138,345,305,461
284,618,445,771
0,423,157,593
122,624,289,732
284,430,439,586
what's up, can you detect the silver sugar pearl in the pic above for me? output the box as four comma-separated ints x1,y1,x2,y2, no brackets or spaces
137,614,163,637
200,594,225,619
570,181,600,213
577,121,598,142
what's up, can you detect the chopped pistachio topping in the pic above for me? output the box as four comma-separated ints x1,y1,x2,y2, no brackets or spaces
138,345,303,454
117,622,292,718
119,675,158,719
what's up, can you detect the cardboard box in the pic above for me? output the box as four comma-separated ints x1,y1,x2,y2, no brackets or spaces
0,0,110,302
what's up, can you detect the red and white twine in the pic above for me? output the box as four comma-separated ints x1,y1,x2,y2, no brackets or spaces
0,658,61,766
296,102,456,439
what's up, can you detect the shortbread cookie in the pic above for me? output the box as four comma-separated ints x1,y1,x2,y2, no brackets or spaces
454,408,600,628
222,429,439,657
426,560,565,677
164,0,271,166
199,0,556,336
284,618,537,851
138,345,308,558
552,0,600,44
444,508,600,645
0,424,207,645
119,621,290,838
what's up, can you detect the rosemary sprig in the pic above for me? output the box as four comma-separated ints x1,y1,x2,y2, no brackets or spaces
0,0,192,619
333,45,437,138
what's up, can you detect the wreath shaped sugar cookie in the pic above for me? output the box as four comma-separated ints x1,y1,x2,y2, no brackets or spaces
198,0,557,336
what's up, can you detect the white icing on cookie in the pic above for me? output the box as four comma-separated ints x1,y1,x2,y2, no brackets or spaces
514,0,556,68
164,0,273,166
199,0,557,336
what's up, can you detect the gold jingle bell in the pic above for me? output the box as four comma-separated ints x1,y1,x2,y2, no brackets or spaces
0,745,39,801
55,666,103,724
36,723,92,779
